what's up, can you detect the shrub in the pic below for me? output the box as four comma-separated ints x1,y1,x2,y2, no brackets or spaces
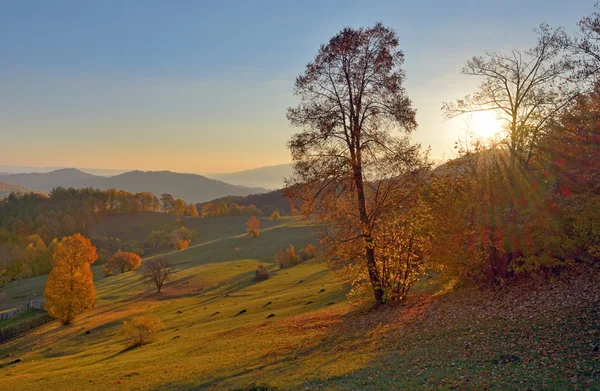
254,264,270,281
247,216,261,238
174,240,190,250
269,211,280,221
144,230,170,249
121,314,163,347
102,262,114,277
275,245,301,269
299,244,317,262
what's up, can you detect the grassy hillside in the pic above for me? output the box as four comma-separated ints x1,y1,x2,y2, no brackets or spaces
0,217,598,390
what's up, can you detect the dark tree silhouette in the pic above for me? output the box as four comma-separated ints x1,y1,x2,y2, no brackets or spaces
286,23,426,305
567,3,600,78
443,25,579,168
142,256,175,293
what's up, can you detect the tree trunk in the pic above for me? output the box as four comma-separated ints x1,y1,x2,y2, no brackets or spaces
353,165,384,304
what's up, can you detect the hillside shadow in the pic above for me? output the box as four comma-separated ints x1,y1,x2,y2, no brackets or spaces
149,293,435,390
94,345,138,364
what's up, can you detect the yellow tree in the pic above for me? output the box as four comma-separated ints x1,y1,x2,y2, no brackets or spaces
44,233,97,324
186,203,199,217
174,199,187,217
247,216,260,237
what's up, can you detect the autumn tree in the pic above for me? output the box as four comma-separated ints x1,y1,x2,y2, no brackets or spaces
443,24,579,168
186,203,199,217
135,192,160,212
144,230,170,249
103,250,142,276
160,193,175,213
247,216,260,238
201,203,214,217
169,226,195,250
286,23,427,304
566,3,600,78
173,198,187,218
269,211,280,221
142,256,175,293
44,233,97,324
275,245,301,268
122,314,164,347
218,201,229,216
541,81,600,263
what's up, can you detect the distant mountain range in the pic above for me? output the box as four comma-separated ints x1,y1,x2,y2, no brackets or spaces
208,163,293,190
0,169,268,203
0,165,127,176
0,163,295,190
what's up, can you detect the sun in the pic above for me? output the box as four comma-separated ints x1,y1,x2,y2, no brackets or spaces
471,111,503,139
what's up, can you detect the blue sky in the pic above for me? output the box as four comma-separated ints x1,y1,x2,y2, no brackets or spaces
0,0,594,172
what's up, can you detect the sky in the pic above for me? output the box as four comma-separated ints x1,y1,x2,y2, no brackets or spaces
0,0,595,173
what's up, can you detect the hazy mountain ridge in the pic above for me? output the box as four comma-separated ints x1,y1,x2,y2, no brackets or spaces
208,163,293,190
0,182,46,199
0,169,268,203
0,165,126,176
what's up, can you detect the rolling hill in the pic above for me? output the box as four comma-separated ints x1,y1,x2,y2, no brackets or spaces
0,169,267,203
0,182,46,199
200,188,291,214
208,163,293,190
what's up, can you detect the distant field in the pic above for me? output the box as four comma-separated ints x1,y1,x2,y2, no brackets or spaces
1,216,598,390
88,212,287,244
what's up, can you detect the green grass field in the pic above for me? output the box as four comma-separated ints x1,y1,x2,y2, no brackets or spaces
1,216,599,390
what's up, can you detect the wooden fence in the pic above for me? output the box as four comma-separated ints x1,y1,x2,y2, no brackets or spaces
0,313,55,344
0,299,45,321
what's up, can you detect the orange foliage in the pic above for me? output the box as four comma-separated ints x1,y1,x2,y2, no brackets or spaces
44,233,97,324
247,216,261,237
175,240,190,250
103,250,142,276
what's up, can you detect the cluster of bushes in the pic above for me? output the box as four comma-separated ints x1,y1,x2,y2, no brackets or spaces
275,244,316,269
144,226,196,251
